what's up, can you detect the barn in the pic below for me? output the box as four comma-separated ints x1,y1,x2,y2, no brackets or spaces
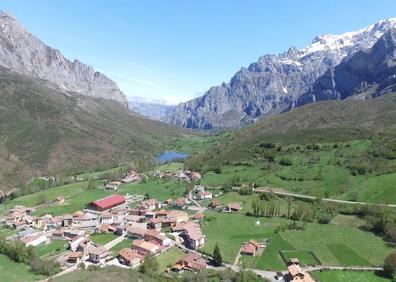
87,194,126,212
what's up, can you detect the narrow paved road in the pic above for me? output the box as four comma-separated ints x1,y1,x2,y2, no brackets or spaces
254,187,396,207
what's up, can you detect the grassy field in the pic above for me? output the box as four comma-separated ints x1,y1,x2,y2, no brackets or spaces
36,240,67,257
156,162,184,172
110,239,133,255
312,270,391,282
202,209,395,270
281,224,394,266
166,135,224,154
280,250,320,266
216,192,259,213
90,233,118,245
330,214,366,228
202,211,286,265
255,233,294,271
0,181,111,216
0,254,44,282
156,247,185,273
118,179,186,201
1,177,187,216
327,244,371,266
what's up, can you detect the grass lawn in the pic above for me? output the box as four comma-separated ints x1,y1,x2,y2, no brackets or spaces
255,233,294,271
330,214,366,228
281,223,394,266
36,240,67,257
0,254,45,282
156,247,186,273
202,211,286,264
327,244,371,266
156,162,184,172
201,164,263,187
1,181,111,216
90,233,118,245
281,250,320,266
118,179,186,201
110,239,133,255
0,227,18,238
312,270,391,282
216,192,259,214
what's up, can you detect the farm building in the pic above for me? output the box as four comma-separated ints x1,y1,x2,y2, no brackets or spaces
87,194,126,212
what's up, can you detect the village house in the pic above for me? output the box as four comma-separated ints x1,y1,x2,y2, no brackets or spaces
118,248,143,268
144,229,172,246
285,259,315,282
167,210,189,223
225,202,241,212
13,220,28,230
128,208,148,216
17,228,36,238
88,245,109,263
64,229,84,240
172,198,188,209
100,212,114,224
172,253,207,272
125,214,145,223
148,218,162,231
196,191,212,200
21,233,47,247
144,211,156,219
62,214,73,227
208,198,222,209
127,226,147,239
121,171,142,183
67,251,83,264
97,223,116,233
180,222,205,250
52,229,65,240
69,236,88,252
192,213,204,221
240,240,261,256
87,194,126,212
139,198,161,211
105,181,121,190
132,240,160,255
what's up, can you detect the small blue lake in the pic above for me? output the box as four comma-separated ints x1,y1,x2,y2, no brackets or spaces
155,151,190,164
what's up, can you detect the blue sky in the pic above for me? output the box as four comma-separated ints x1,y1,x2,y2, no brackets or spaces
1,0,396,104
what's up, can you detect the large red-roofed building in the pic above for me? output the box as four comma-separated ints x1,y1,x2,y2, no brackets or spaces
87,194,126,212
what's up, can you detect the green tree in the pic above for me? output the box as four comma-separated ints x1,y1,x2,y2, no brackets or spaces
384,252,396,278
213,243,223,266
139,254,159,275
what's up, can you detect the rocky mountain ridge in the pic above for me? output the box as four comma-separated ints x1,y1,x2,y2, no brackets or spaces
0,11,127,105
166,18,396,130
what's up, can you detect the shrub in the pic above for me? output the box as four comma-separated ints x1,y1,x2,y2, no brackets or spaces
279,158,292,166
384,252,396,278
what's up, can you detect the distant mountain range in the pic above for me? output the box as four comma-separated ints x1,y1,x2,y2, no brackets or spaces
0,11,127,106
128,97,176,121
166,18,396,130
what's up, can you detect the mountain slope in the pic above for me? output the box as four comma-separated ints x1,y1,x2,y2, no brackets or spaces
0,11,127,105
0,68,190,195
167,18,396,130
188,92,396,166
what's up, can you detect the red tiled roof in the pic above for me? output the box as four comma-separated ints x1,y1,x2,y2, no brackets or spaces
92,194,125,209
241,243,256,254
